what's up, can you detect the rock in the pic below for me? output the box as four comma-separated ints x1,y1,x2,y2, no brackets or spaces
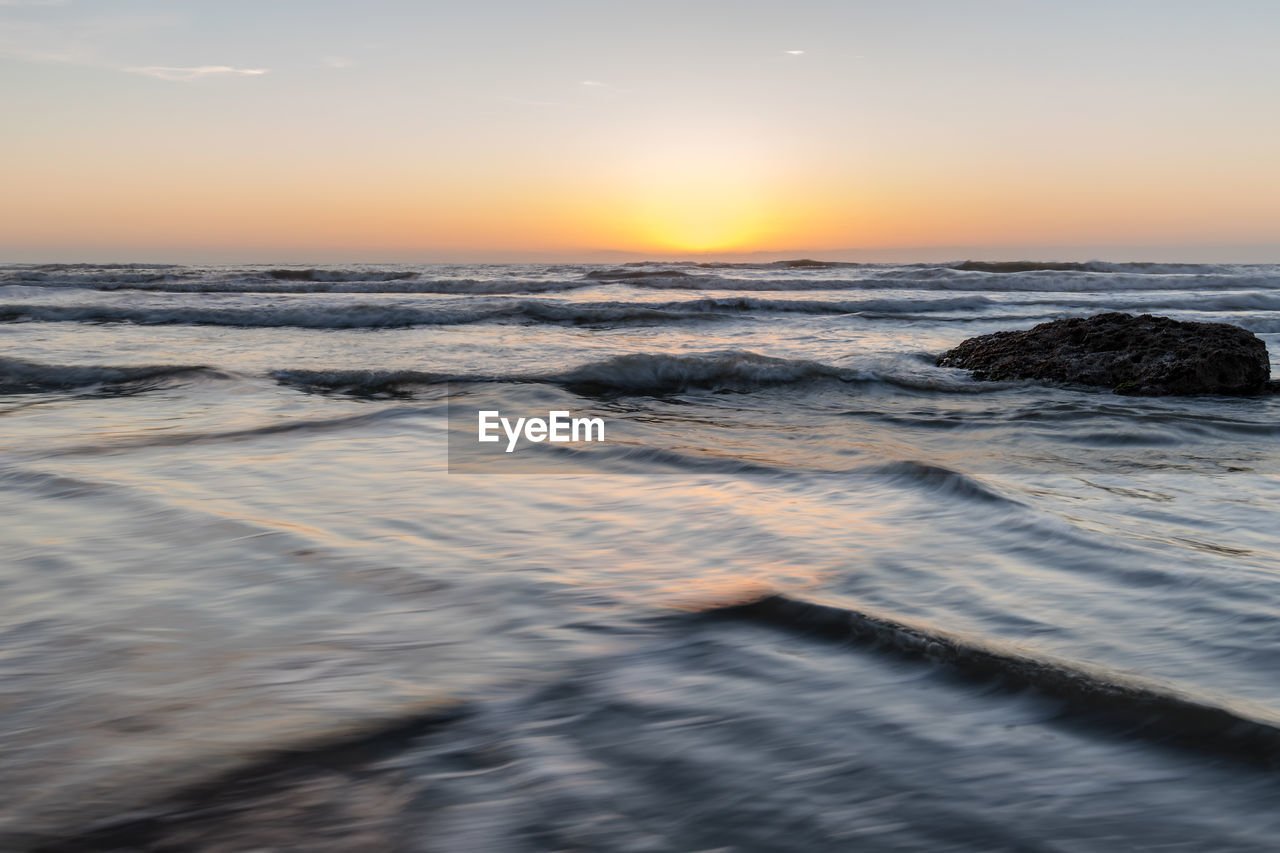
937,312,1273,396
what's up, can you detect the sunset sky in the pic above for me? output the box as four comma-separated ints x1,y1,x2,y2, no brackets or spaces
2,0,1278,262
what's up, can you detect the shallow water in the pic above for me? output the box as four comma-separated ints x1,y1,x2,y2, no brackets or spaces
2,260,1279,850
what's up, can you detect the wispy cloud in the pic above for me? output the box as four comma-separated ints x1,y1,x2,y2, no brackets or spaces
0,11,200,73
579,79,629,100
324,56,354,69
0,7,267,81
125,65,269,82
785,49,805,55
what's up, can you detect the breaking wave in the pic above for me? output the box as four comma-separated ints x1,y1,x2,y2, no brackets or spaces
2,350,997,400
272,351,856,396
0,296,999,329
0,300,724,329
272,350,1002,398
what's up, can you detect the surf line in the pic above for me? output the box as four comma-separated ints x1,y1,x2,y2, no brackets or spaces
478,410,605,452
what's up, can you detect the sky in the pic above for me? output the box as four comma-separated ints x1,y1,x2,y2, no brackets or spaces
2,0,1278,263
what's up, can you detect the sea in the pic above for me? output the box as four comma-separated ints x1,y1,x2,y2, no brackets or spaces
2,259,1279,851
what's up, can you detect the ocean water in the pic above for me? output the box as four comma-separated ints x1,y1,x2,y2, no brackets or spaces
2,260,1279,851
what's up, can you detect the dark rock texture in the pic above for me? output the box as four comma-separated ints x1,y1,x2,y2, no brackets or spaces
937,312,1274,396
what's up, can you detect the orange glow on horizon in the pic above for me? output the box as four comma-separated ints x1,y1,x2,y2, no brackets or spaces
2,125,1277,261
3,4,1279,263
605,133,781,253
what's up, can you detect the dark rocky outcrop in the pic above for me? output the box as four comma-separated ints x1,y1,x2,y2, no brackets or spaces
937,312,1275,396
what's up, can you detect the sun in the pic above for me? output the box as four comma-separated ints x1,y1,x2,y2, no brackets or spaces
631,186,770,253
612,132,780,254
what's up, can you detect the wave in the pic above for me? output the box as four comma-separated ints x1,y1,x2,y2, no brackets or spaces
274,350,1006,398
0,296,1000,329
702,594,1280,767
1026,292,1280,313
0,272,184,286
953,261,1111,274
26,702,469,853
0,357,214,394
551,351,850,395
1,350,995,400
558,444,799,478
950,260,1238,275
0,278,603,295
609,271,1280,293
11,278,600,295
607,259,1250,276
769,258,861,269
24,589,1280,851
272,368,457,395
866,460,1022,506
0,264,198,287
622,277,904,291
5,261,1277,296
265,268,418,282
273,351,856,396
583,267,702,280
648,295,993,314
0,300,733,329
141,278,929,295
691,259,1244,275
691,259,865,270
0,266,420,284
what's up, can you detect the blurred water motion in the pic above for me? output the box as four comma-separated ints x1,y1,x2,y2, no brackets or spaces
3,261,1280,850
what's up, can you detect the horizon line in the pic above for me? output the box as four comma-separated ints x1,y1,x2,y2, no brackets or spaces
3,242,1280,266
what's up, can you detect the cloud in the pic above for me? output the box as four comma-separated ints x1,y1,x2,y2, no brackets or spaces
0,13,204,71
785,49,805,55
0,9,266,83
0,0,69,6
324,56,355,69
125,65,269,82
579,79,629,98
